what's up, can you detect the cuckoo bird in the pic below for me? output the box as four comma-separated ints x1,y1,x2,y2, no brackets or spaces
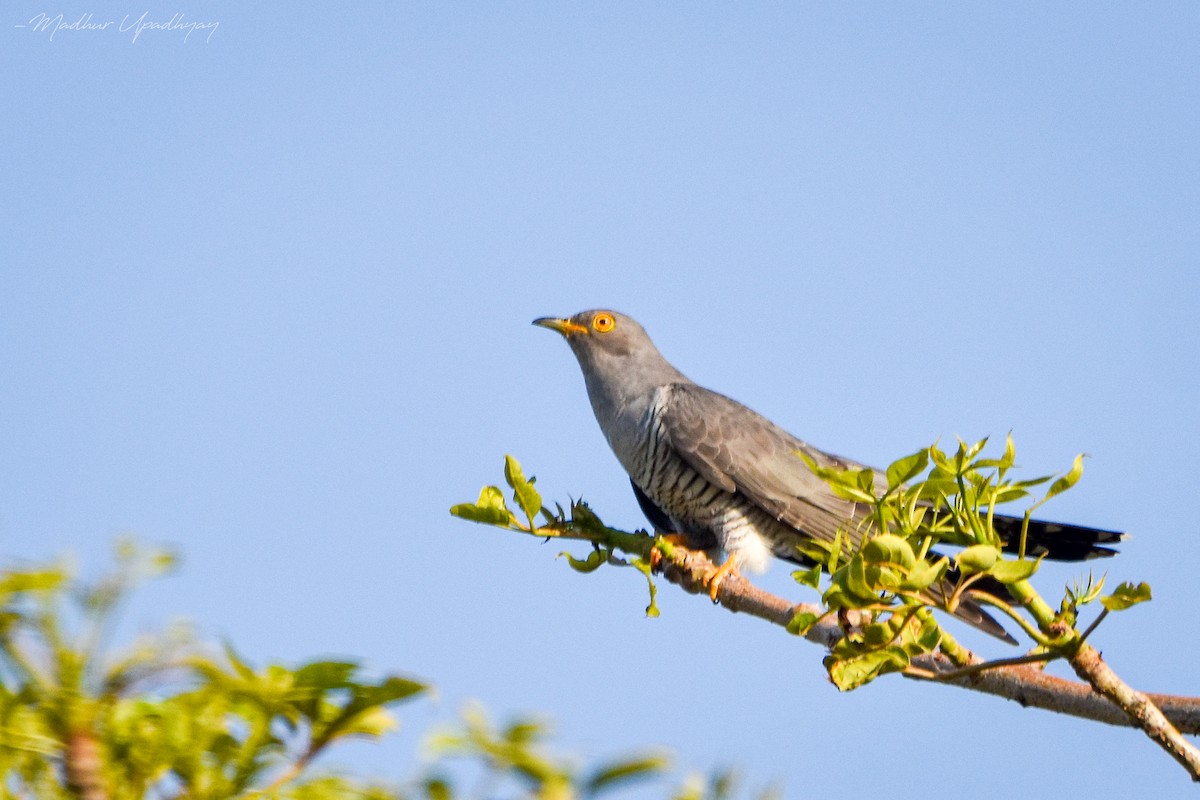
535,309,1125,642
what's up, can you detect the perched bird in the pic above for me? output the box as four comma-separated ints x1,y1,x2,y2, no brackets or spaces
535,309,1125,641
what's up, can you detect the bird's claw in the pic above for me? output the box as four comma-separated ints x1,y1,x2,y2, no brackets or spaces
703,556,739,603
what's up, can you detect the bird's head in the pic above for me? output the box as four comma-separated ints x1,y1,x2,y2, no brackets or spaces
533,309,686,404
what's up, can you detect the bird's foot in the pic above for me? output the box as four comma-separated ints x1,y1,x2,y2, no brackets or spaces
703,555,740,603
649,533,691,573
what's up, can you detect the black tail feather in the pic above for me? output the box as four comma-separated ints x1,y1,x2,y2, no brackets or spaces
992,514,1125,561
939,585,1018,644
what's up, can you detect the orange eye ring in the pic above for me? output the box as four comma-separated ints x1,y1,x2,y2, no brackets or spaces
592,312,616,333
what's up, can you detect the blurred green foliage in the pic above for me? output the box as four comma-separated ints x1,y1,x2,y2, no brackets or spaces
0,542,768,800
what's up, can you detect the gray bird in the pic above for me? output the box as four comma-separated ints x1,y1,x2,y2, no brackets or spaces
535,309,1125,641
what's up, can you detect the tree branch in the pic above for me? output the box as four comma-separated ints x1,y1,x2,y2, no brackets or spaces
1068,643,1200,780
64,728,109,800
548,525,1200,737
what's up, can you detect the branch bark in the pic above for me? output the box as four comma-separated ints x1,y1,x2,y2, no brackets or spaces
1068,643,1200,780
64,728,109,800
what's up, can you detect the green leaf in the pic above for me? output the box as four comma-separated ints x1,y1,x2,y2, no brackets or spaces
864,565,901,592
293,660,359,690
899,557,947,592
504,719,543,746
962,436,988,464
1011,475,1053,491
956,545,999,574
791,565,822,589
821,583,852,612
1101,581,1152,611
0,568,68,595
825,647,910,691
425,778,452,800
1044,453,1085,502
450,485,513,526
826,528,845,572
828,482,878,505
632,558,660,618
363,675,429,706
886,450,929,490
804,456,881,504
861,620,898,647
222,640,257,681
786,611,820,636
1000,431,1016,470
841,557,876,602
150,548,178,576
796,450,831,479
861,534,916,570
909,612,942,654
991,486,1031,504
928,444,951,473
915,477,959,503
986,556,1042,585
856,468,877,496
504,455,543,526
329,705,397,739
559,548,609,573
309,675,428,751
1067,572,1107,607
585,754,671,795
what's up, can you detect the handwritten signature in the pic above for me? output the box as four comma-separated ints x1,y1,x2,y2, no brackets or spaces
19,12,220,43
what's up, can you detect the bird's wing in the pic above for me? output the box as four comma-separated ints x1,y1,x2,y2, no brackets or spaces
658,384,1125,563
658,382,876,545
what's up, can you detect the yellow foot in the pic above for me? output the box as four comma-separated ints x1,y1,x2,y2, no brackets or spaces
649,533,691,573
703,555,740,603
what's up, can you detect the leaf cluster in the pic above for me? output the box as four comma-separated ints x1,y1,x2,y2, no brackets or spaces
1,541,777,800
450,456,553,532
421,704,772,800
0,541,427,800
797,435,1149,688
451,456,664,615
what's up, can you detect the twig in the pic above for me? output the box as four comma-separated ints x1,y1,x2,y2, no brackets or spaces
964,590,1053,646
905,651,1056,682
253,750,313,797
1078,608,1109,644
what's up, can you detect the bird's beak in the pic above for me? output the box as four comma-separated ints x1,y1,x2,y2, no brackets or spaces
533,317,589,337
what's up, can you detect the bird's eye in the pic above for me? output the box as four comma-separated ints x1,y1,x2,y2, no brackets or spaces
592,312,616,333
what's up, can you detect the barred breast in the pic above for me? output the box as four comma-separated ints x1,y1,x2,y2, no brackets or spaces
625,393,780,573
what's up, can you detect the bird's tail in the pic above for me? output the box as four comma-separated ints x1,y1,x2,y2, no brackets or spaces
920,578,1017,644
992,514,1125,561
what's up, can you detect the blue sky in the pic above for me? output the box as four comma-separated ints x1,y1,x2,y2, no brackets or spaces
3,2,1199,796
